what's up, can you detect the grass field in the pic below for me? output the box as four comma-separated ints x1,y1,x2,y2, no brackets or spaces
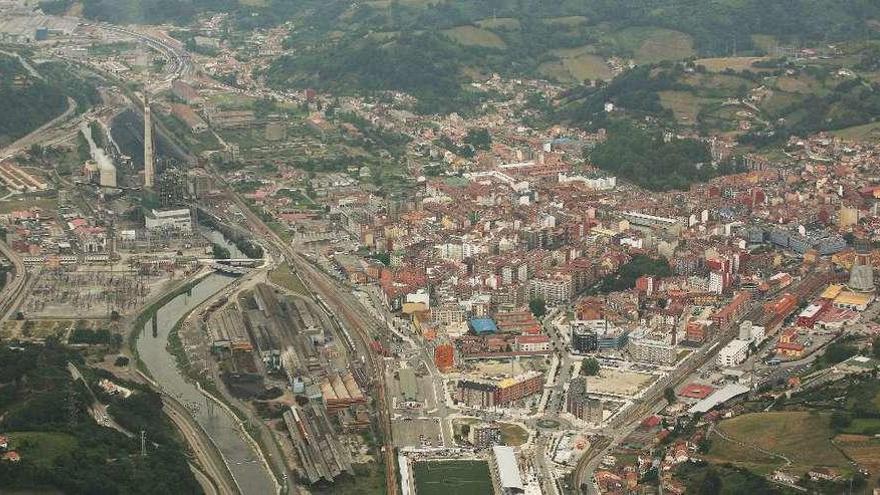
706,432,784,474
711,411,851,476
442,26,506,48
314,462,386,495
760,92,802,116
537,61,570,81
412,460,493,495
475,17,520,30
774,75,822,94
364,0,439,7
542,46,613,82
0,197,56,214
451,418,528,447
562,54,609,81
682,72,754,94
843,418,880,436
543,16,588,27
268,262,309,295
831,121,880,142
8,431,77,468
204,92,258,110
658,90,712,124
610,27,694,64
695,57,768,72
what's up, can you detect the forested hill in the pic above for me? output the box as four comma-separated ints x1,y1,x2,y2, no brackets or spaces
260,0,879,113
0,55,99,147
0,55,67,147
46,0,880,115
61,0,880,50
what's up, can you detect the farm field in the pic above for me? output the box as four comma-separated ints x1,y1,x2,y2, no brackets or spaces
609,27,694,64
441,26,506,48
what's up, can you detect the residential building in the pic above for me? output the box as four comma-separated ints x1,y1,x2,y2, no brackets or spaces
716,339,749,367
567,376,604,423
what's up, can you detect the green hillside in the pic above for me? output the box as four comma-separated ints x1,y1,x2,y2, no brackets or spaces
0,55,99,147
259,0,879,113
65,1,880,114
0,342,199,494
553,54,880,146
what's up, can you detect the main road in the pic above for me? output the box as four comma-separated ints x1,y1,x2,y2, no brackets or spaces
0,239,28,324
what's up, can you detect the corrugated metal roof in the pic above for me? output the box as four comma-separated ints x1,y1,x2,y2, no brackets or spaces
689,384,750,414
492,446,523,491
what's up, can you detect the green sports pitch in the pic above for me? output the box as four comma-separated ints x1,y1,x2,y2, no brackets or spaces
412,460,494,495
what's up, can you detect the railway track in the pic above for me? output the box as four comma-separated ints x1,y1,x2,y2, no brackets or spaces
211,171,399,495
570,309,756,492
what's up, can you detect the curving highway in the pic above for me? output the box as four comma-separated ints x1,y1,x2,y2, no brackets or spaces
0,239,27,324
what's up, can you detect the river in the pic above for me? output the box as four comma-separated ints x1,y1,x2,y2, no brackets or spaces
199,226,245,258
136,274,277,494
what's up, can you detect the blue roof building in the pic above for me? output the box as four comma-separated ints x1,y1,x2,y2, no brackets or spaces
469,318,498,335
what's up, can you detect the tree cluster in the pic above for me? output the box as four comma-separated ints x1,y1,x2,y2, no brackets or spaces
588,121,742,191
0,343,200,494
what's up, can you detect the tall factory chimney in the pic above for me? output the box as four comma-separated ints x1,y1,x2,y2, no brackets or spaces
143,93,155,189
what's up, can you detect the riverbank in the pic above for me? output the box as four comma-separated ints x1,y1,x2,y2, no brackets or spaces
170,270,293,493
126,269,212,379
132,273,278,494
164,286,287,492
